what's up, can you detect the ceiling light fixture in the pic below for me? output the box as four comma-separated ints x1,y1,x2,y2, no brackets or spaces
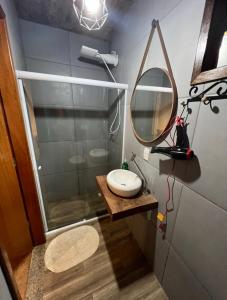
73,0,108,31
84,0,100,14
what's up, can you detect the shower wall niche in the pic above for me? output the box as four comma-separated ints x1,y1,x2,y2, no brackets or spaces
20,20,125,231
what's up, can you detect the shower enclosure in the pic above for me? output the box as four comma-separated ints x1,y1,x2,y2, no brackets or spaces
17,71,127,232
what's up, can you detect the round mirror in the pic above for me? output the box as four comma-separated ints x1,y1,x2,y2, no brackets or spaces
130,68,178,145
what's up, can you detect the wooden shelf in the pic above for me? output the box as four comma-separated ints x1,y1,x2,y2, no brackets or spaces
96,175,158,221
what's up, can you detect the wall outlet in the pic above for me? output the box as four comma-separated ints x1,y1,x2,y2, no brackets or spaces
143,147,150,161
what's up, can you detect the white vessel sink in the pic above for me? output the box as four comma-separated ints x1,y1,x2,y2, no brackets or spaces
107,169,142,198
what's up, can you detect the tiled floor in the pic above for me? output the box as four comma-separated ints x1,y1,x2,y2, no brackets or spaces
46,192,107,230
26,218,168,300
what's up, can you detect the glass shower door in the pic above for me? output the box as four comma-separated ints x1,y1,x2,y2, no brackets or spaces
22,78,124,231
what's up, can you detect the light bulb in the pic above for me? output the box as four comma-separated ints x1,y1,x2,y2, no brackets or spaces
84,0,100,14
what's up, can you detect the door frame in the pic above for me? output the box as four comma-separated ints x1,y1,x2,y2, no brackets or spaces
0,6,45,245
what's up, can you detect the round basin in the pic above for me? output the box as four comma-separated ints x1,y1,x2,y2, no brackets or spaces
107,169,142,198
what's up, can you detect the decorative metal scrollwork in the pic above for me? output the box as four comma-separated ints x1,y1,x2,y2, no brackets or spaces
182,80,227,113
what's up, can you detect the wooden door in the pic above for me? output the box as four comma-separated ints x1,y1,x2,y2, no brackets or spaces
0,95,32,265
0,6,45,245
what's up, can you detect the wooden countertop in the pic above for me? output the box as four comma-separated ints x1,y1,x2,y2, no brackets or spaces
96,175,158,220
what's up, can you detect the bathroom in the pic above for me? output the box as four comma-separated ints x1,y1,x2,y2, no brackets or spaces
0,0,227,299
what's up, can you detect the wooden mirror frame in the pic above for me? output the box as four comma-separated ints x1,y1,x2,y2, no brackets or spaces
130,67,178,146
191,0,227,85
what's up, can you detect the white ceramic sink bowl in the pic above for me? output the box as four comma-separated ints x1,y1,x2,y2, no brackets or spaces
107,169,142,198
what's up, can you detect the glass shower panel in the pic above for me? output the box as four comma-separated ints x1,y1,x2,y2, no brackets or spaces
108,89,125,170
23,79,124,231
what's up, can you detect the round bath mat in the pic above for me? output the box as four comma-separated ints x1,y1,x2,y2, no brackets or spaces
44,225,99,273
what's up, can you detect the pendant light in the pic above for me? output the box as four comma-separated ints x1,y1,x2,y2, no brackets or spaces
73,0,108,31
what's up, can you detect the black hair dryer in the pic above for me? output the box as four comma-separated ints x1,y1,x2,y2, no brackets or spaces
150,146,194,160
150,119,195,160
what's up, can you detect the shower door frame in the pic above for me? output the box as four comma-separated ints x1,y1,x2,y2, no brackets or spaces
16,70,128,234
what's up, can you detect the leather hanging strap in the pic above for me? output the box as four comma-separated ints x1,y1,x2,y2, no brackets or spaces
136,19,174,83
131,19,178,146
136,20,156,83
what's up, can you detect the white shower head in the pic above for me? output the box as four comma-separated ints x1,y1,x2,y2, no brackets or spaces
80,45,118,66
80,45,120,135
80,46,99,59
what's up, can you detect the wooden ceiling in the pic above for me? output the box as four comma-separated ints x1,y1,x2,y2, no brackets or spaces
13,0,135,40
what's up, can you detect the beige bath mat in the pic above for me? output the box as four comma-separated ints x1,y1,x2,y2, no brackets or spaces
44,225,99,273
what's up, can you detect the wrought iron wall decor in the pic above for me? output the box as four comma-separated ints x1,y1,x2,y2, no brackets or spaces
182,80,227,113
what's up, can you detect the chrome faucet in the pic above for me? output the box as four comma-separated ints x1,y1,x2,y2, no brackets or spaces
130,152,149,195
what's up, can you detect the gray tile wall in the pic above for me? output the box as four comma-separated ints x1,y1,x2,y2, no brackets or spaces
108,89,125,169
111,0,227,299
0,0,25,69
20,20,123,217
